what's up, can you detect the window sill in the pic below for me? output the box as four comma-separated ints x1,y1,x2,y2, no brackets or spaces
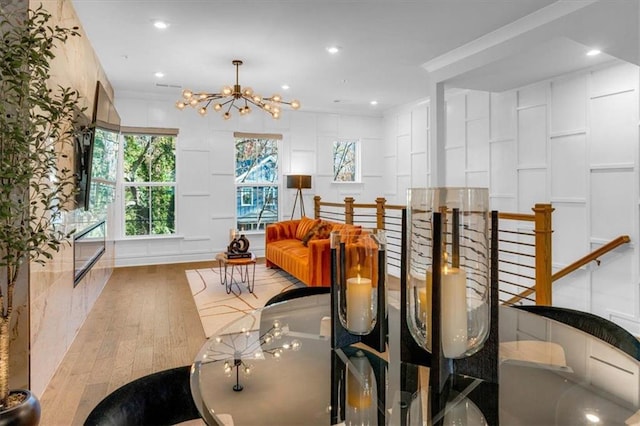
115,234,184,242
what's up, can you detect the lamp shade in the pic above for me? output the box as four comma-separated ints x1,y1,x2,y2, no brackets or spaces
286,174,312,189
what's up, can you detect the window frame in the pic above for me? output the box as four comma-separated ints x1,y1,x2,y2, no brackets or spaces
119,129,178,239
234,134,281,233
332,138,361,183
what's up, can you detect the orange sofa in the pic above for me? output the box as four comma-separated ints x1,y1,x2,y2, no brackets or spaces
265,217,360,287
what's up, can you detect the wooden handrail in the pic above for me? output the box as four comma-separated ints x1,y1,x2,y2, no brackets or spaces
498,212,535,222
504,234,631,306
551,235,631,282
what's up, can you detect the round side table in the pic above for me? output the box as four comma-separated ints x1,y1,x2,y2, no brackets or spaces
215,252,257,294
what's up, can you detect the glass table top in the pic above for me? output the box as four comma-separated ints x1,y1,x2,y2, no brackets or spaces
191,292,640,425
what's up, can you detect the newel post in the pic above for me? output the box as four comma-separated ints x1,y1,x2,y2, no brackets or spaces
344,197,354,225
375,197,386,230
314,195,321,219
533,203,554,305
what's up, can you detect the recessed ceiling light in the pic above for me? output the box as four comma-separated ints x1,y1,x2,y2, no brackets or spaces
153,20,169,29
370,100,378,106
586,49,601,56
155,72,165,78
281,84,290,90
326,46,341,54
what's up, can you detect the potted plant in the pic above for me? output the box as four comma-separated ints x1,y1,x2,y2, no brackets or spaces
0,5,80,423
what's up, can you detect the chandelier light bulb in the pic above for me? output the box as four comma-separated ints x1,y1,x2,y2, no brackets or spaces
213,103,222,111
223,112,231,120
199,93,208,100
189,98,198,107
253,94,262,103
272,111,280,119
271,94,281,102
291,100,300,109
243,87,253,96
264,104,271,111
222,86,232,96
198,107,207,116
175,101,186,110
182,89,193,99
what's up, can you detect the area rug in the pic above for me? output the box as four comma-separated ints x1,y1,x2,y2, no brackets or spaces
186,264,305,337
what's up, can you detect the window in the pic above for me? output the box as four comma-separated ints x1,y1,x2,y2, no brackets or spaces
88,127,119,214
235,135,279,231
333,139,359,182
122,133,176,236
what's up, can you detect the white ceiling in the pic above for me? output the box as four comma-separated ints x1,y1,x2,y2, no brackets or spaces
70,0,638,117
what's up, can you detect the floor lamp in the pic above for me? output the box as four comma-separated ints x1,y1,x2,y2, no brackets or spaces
287,174,312,219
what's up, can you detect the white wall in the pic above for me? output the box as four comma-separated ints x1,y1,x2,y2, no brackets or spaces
114,91,383,266
383,60,640,334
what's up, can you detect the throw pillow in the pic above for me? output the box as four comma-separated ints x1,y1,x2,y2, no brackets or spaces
295,216,320,240
302,221,333,246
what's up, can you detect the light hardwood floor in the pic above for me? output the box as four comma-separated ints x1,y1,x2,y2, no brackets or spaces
39,262,211,426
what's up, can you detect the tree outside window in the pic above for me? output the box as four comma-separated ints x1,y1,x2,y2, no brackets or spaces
122,133,176,236
333,139,359,182
235,137,279,231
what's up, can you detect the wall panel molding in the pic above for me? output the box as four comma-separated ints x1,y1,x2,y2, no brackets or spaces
550,129,587,139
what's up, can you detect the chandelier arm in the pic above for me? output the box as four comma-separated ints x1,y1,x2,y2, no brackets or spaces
215,98,234,107
199,93,226,100
242,96,267,109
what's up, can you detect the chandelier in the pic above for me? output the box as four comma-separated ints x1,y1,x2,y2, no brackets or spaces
175,59,300,120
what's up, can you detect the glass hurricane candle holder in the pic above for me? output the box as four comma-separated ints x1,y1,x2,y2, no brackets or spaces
407,188,491,359
332,229,385,335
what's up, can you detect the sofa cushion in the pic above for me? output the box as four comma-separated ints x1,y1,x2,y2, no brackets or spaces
302,221,333,246
295,216,320,240
265,239,311,284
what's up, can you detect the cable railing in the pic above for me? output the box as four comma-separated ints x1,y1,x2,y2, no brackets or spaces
314,197,562,305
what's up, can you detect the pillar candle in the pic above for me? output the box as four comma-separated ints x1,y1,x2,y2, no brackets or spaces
346,351,372,409
346,276,373,333
441,267,468,358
